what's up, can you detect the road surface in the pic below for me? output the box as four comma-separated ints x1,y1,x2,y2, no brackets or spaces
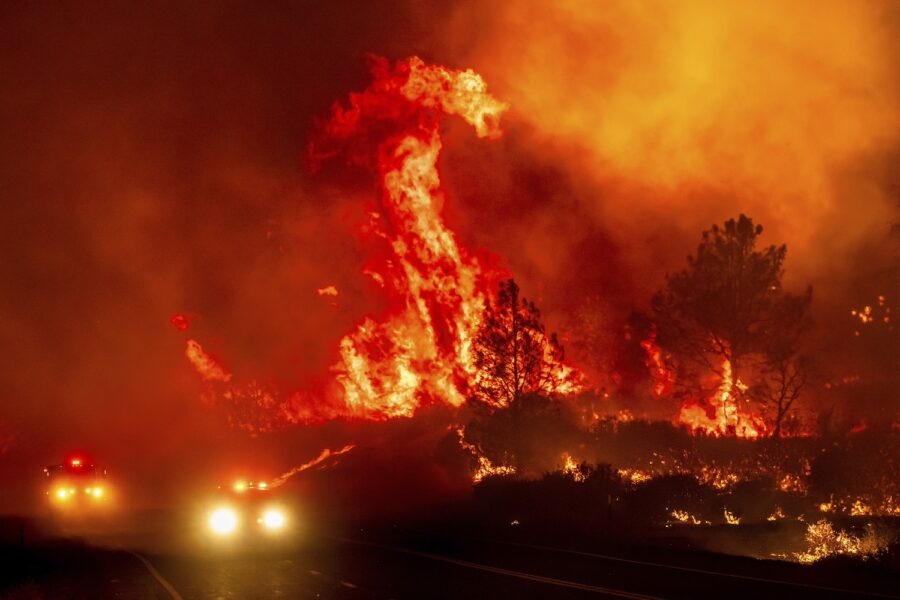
1,517,897,599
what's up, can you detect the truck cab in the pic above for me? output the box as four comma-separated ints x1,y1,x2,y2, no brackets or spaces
44,456,109,511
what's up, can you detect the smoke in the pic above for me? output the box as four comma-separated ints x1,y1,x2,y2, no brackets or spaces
0,1,448,512
427,0,900,418
438,0,899,282
1,1,898,512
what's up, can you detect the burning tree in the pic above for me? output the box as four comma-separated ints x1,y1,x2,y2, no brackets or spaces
459,279,582,475
652,215,812,437
472,279,577,407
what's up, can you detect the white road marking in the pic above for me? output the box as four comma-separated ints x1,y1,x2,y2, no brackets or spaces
340,580,358,588
130,552,185,600
340,538,662,599
494,539,900,598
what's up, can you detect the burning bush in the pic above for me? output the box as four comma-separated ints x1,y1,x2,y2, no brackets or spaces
463,410,900,540
796,519,896,564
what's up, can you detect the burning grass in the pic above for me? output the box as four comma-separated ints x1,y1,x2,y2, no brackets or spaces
462,415,900,563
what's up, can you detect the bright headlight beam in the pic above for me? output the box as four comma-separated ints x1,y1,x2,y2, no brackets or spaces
210,508,238,534
262,510,285,529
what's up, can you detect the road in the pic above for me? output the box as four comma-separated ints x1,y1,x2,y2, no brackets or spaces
1,517,898,599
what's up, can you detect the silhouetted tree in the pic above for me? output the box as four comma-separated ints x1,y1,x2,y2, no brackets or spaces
472,279,574,407
652,215,812,436
760,352,809,438
473,464,622,532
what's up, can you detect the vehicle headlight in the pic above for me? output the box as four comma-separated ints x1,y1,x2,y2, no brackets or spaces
91,487,103,498
261,510,285,529
209,508,238,535
56,488,68,499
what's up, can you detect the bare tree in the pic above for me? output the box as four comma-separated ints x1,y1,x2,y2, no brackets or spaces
760,356,807,437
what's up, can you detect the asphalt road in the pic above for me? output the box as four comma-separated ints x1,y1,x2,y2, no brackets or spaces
1,517,898,599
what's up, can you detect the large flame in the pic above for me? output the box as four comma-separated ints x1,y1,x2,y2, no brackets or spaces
176,57,522,425
322,56,508,419
640,332,767,438
677,358,766,438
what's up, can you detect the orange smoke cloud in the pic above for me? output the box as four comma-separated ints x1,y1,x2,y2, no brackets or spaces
445,0,900,286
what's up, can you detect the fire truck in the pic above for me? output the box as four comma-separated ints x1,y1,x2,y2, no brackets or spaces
43,455,109,511
205,479,292,544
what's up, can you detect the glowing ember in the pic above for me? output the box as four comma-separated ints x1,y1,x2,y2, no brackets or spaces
669,510,709,526
767,506,786,521
618,468,652,485
698,465,740,491
561,453,585,482
850,294,892,335
816,495,899,518
723,508,741,525
184,340,232,383
849,499,872,517
778,473,807,493
316,285,340,308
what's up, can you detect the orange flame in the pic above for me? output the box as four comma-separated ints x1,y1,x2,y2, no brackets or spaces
456,427,515,483
640,330,674,397
173,58,504,425
677,358,765,438
184,339,232,383
268,444,355,489
175,58,584,429
322,57,508,419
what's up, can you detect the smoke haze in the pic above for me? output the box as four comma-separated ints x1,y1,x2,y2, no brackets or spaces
1,1,897,512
